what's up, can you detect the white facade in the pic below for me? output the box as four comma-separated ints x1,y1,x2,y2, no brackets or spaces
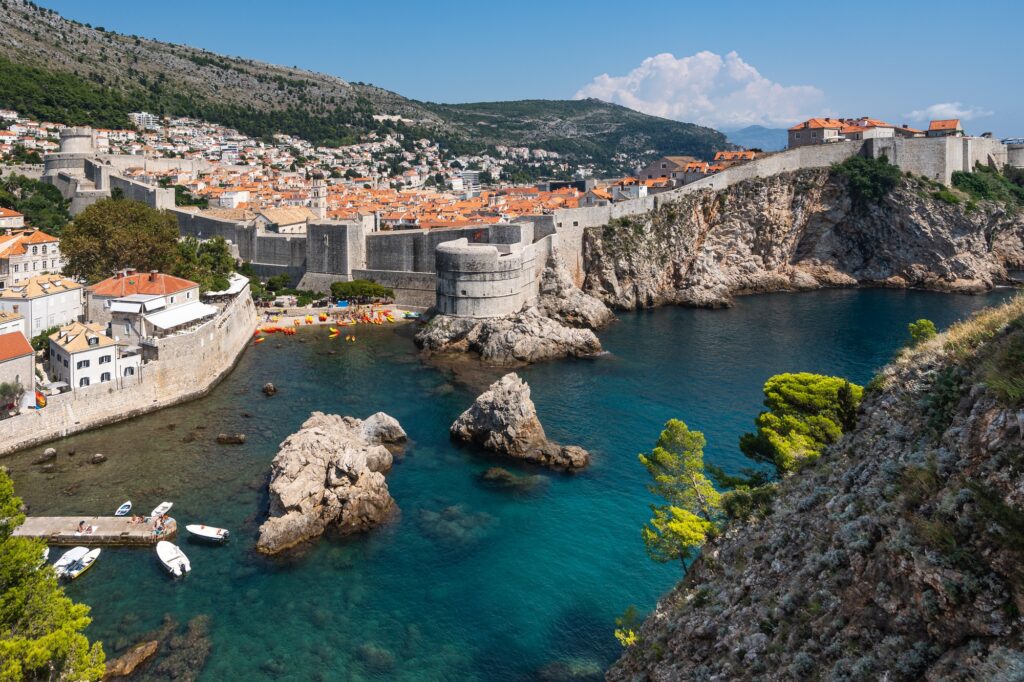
0,281,83,338
0,232,64,289
48,326,141,390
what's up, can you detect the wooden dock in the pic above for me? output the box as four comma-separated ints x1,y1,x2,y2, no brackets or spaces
13,516,177,546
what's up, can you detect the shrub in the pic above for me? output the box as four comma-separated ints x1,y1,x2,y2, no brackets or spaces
832,155,903,209
952,165,1024,209
330,279,394,301
907,319,937,346
931,189,960,205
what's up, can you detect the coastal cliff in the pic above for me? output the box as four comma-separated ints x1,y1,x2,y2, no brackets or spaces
584,167,1024,310
609,296,1024,681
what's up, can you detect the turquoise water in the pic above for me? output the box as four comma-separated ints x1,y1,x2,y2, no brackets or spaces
4,288,1016,680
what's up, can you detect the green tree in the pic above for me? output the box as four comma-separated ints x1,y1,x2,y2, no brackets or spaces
908,319,938,346
832,155,902,209
174,236,235,292
0,174,71,236
4,145,42,165
0,469,105,680
330,279,394,301
638,419,721,564
60,199,180,283
740,373,863,474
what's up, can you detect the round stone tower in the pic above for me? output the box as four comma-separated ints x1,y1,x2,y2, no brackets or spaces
43,126,97,177
1008,142,1024,170
59,127,96,155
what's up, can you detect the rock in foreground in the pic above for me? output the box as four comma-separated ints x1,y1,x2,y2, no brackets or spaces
257,411,406,554
451,373,589,469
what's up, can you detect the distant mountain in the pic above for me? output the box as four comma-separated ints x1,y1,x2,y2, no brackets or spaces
0,0,730,173
725,125,789,152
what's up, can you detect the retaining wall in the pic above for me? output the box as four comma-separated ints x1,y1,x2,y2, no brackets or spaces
0,287,258,456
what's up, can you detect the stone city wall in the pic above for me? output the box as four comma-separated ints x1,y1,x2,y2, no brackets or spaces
0,286,258,456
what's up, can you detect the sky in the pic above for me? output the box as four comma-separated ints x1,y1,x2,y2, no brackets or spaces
36,0,1024,136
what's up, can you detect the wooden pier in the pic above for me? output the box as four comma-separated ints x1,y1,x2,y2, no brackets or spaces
13,516,177,546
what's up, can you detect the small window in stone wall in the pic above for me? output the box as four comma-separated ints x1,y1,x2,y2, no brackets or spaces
573,221,579,227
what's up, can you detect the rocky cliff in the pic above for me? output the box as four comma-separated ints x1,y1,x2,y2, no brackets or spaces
584,169,1024,310
609,296,1024,681
257,411,406,555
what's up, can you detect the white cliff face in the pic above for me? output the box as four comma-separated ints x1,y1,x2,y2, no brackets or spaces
450,373,589,470
256,411,407,555
584,169,1024,310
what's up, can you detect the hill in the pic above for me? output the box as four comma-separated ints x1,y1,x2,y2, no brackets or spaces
0,0,729,173
724,125,788,151
609,296,1024,680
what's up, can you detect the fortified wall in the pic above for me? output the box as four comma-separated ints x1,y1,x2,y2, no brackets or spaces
0,284,257,456
434,223,555,318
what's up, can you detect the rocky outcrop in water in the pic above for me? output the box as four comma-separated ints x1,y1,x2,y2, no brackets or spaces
584,168,1024,310
451,373,589,469
609,297,1024,680
415,249,614,365
256,411,406,554
104,640,158,679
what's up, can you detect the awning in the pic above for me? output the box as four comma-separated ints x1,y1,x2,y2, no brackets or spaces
143,301,218,330
203,272,249,297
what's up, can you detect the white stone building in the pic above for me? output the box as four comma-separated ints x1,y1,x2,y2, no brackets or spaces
0,310,25,337
0,274,83,338
48,322,141,390
0,228,64,289
0,207,25,230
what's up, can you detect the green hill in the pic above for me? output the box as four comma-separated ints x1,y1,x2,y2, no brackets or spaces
0,0,729,173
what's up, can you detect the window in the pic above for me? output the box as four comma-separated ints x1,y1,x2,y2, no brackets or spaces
124,324,130,334
99,355,111,364
79,377,90,387
13,265,18,272
42,245,47,254
88,337,98,346
76,359,90,369
124,366,135,377
63,358,68,368
100,372,111,382
169,296,175,304
187,291,192,299
31,246,37,255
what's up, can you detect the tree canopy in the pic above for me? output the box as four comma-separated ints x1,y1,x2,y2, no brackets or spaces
0,469,105,680
740,373,863,474
0,174,71,237
174,236,234,292
638,419,721,564
60,198,180,283
908,319,938,346
330,280,395,301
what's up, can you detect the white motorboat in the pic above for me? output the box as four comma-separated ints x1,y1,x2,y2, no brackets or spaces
150,501,173,518
156,541,191,577
115,501,132,516
185,524,230,543
54,547,100,580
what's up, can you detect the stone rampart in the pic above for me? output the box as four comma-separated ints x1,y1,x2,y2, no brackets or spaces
0,285,258,456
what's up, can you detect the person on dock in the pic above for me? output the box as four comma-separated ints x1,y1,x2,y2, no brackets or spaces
77,520,85,533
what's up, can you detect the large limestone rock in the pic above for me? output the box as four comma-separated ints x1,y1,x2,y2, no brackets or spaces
451,373,589,469
256,411,406,554
415,250,613,366
104,640,159,679
584,168,1024,310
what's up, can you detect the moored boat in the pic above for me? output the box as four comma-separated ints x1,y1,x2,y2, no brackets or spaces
54,546,100,580
156,541,191,577
150,501,173,518
115,500,132,516
185,524,230,543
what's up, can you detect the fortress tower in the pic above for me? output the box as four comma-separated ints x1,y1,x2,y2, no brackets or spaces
310,171,327,220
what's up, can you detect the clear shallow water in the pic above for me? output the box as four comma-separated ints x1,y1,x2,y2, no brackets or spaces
4,288,1016,680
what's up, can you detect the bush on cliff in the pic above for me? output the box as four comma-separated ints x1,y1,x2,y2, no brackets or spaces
952,164,1024,210
638,419,721,565
0,469,105,680
908,319,938,346
740,373,862,474
832,155,902,209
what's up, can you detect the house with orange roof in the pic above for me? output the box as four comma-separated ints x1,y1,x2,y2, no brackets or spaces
638,156,699,182
0,330,34,411
87,268,200,328
927,119,964,138
0,274,83,338
0,227,63,289
0,207,24,230
578,188,614,208
47,321,142,391
788,118,846,148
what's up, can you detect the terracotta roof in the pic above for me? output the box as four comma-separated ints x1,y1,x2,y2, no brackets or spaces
258,206,315,226
0,228,58,258
49,322,116,353
929,119,962,131
0,274,81,300
0,330,32,363
0,207,23,219
789,118,845,131
89,271,197,298
0,310,23,323
713,151,756,161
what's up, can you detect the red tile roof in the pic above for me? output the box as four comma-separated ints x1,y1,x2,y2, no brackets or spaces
89,271,198,297
929,119,962,131
0,207,23,219
789,118,845,131
0,331,32,363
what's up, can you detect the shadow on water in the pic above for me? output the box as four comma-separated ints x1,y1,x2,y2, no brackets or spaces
4,288,1017,680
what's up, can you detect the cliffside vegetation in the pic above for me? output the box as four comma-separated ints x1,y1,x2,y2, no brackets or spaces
830,155,902,208
952,164,1024,212
0,469,105,680
611,298,1024,680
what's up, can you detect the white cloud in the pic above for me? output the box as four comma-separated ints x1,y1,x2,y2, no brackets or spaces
905,102,993,122
574,51,825,129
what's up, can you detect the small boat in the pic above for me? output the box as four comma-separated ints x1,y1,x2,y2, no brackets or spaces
150,501,173,519
402,311,421,320
115,501,132,516
185,524,230,543
54,547,100,580
156,541,191,577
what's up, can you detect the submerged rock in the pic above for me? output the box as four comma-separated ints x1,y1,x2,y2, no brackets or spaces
257,411,406,554
89,453,107,465
215,433,246,445
451,373,589,469
479,466,546,491
262,382,277,396
104,640,159,679
32,447,57,464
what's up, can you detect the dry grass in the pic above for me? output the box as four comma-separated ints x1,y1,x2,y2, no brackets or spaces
944,294,1024,361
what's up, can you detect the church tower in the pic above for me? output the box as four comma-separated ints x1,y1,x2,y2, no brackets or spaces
311,171,327,220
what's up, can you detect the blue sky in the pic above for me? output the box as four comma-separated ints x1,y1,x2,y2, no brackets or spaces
37,0,1023,136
